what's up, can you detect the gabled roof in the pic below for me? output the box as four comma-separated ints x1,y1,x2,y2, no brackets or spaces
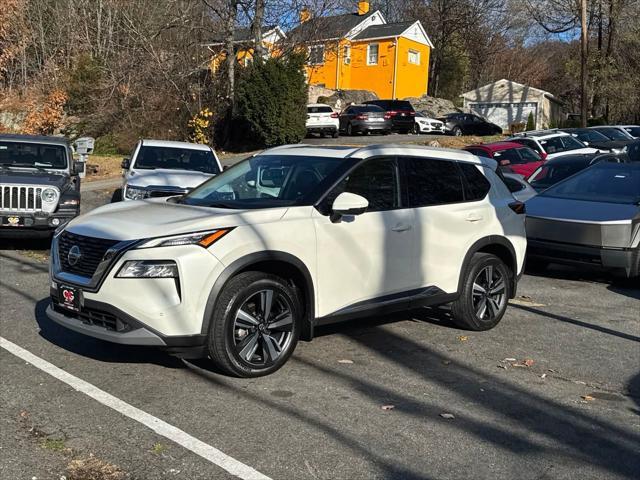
204,26,285,46
353,21,414,40
462,79,560,103
289,11,376,42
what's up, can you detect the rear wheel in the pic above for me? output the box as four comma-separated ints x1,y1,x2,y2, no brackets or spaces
452,126,463,136
413,124,421,134
332,130,339,138
110,188,122,203
347,123,353,136
207,272,301,377
451,253,510,331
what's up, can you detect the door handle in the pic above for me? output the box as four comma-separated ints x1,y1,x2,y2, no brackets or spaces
465,214,483,222
391,224,412,232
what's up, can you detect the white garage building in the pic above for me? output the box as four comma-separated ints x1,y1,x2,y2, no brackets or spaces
461,79,564,132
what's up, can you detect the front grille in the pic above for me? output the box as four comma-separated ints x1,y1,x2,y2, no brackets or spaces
0,185,43,212
147,188,188,198
53,303,131,332
58,231,120,278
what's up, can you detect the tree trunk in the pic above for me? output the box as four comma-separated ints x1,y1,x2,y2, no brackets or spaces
580,0,588,127
251,0,265,61
224,0,238,112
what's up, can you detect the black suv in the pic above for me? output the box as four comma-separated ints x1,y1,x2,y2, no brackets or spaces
439,113,503,136
363,100,416,133
0,134,84,236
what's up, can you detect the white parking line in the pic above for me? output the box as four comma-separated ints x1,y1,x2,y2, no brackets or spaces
0,336,271,480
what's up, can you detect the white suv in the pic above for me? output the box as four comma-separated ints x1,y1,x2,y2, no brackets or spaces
47,145,527,377
508,131,600,160
306,104,339,138
120,140,222,201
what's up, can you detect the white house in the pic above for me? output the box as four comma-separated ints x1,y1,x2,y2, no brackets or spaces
461,79,564,131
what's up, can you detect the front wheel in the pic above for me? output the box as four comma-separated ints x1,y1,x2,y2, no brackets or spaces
207,272,301,377
450,253,511,331
413,124,421,135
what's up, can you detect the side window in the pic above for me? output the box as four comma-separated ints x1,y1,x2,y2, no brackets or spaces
404,158,465,207
496,149,523,164
502,176,526,193
324,158,399,212
458,162,491,201
466,148,489,157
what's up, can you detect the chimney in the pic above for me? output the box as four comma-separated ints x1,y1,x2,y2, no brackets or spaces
357,1,370,15
300,7,311,23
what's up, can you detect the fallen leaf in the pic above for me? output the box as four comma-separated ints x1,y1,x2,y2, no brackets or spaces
337,359,354,364
381,405,395,411
457,335,468,342
522,359,535,367
540,373,547,379
440,413,455,419
581,395,595,401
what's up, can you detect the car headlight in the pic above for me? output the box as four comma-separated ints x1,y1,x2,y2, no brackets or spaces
117,260,178,278
125,185,148,200
41,188,58,203
136,228,233,249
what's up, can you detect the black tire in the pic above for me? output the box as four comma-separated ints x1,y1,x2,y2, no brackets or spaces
452,126,463,137
207,272,301,377
346,123,353,136
450,253,511,331
332,130,339,138
413,124,421,135
111,188,122,203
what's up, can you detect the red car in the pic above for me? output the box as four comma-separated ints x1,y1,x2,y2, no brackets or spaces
464,141,546,178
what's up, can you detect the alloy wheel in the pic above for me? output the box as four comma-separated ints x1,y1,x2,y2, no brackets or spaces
232,289,294,367
471,265,507,321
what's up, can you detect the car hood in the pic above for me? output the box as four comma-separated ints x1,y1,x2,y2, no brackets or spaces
547,147,600,159
526,196,639,222
64,198,289,241
1,169,69,190
127,169,215,189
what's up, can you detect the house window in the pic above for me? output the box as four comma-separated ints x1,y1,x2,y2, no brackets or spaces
343,45,351,64
308,45,325,65
367,43,379,65
408,49,420,65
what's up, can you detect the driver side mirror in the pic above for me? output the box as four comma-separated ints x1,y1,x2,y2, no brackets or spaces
72,161,85,174
121,157,131,169
331,192,368,222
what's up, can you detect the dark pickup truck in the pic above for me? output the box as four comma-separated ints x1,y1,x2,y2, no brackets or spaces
0,134,84,236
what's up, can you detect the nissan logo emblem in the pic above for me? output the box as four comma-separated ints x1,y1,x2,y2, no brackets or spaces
67,245,82,266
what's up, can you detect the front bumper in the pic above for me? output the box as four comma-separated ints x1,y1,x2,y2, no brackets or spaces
527,239,638,277
0,209,78,231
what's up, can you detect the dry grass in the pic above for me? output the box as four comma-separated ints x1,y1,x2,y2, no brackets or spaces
67,454,126,480
422,134,506,149
84,154,123,182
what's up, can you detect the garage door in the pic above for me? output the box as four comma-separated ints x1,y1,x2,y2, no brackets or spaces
469,102,538,130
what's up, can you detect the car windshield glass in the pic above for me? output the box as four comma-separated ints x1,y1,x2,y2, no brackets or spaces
596,128,628,140
528,162,585,188
134,146,220,174
0,141,67,169
574,130,609,142
624,127,640,137
516,148,541,163
179,154,345,209
540,164,640,204
540,136,584,153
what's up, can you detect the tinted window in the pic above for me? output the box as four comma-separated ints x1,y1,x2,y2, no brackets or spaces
517,147,542,163
361,105,385,113
465,148,490,157
494,149,522,164
594,128,628,140
512,138,540,153
540,136,584,154
503,176,526,193
308,106,333,114
326,158,399,212
405,158,465,207
623,127,640,137
459,162,491,201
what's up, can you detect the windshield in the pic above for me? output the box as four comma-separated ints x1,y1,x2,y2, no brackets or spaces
180,154,346,209
528,162,586,189
573,130,609,142
623,127,640,138
540,163,640,204
134,146,220,174
595,128,629,140
0,141,68,169
540,135,585,154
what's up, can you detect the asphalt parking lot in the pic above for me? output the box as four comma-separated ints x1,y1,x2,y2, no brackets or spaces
1,184,639,480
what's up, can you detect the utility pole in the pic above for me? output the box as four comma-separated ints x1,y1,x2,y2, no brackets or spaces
580,0,588,127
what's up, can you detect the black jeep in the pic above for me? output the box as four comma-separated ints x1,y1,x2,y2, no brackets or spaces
0,134,84,236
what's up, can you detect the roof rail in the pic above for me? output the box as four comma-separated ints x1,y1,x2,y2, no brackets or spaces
512,128,560,137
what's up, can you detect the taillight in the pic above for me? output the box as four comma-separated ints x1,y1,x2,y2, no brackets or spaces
330,112,339,118
384,114,391,119
509,200,526,214
409,111,416,116
388,110,398,117
355,114,369,120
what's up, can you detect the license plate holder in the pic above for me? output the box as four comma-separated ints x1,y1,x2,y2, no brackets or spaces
58,285,81,312
1,216,23,227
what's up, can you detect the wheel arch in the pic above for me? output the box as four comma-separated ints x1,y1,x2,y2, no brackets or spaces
458,236,518,298
201,251,316,341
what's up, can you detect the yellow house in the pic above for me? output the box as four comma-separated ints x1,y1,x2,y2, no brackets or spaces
289,1,433,99
204,26,286,71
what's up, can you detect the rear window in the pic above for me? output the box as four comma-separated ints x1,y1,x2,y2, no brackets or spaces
459,162,491,201
360,105,385,113
366,100,414,111
308,106,333,114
